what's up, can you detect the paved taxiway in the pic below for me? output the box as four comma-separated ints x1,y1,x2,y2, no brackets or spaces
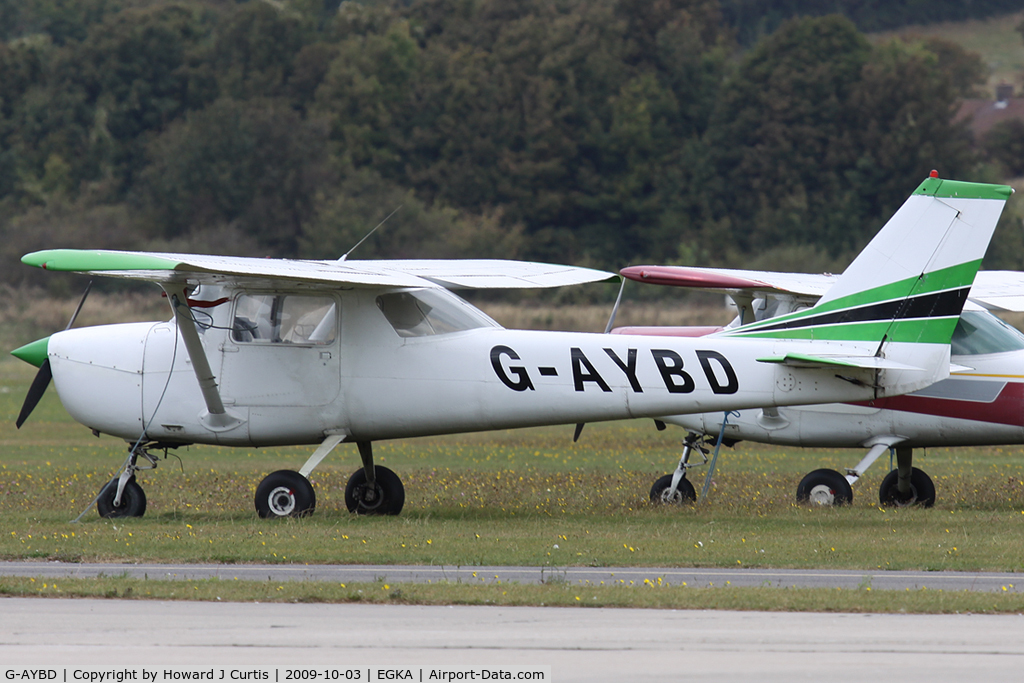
1,561,1021,591
3,597,1024,682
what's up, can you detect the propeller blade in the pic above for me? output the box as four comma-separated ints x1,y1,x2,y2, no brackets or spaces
65,280,93,330
16,359,52,429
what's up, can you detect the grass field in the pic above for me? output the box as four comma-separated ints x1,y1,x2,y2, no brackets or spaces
3,359,1024,580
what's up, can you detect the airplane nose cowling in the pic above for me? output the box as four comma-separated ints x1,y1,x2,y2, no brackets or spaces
47,322,155,439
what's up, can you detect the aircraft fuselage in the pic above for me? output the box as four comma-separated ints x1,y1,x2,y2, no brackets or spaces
45,286,926,447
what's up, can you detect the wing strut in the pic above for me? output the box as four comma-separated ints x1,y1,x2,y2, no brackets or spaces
165,284,246,432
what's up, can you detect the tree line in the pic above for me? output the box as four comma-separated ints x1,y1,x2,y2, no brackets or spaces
0,0,1020,295
720,0,1022,45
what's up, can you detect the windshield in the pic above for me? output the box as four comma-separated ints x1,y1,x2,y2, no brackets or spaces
377,289,499,338
950,310,1024,356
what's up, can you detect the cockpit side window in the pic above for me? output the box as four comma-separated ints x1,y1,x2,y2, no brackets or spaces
232,294,337,345
376,289,499,338
950,310,1024,356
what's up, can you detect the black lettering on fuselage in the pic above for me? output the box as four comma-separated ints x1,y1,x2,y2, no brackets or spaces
696,349,739,394
651,349,695,394
604,348,643,392
571,348,611,392
491,345,534,391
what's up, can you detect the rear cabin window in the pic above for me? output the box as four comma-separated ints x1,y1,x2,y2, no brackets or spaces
232,294,337,345
376,289,498,338
951,310,1024,356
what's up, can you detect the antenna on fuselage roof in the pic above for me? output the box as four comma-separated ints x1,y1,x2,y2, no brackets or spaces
338,205,403,262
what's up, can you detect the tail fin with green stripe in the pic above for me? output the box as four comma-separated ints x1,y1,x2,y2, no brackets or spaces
721,175,1011,394
724,175,1011,346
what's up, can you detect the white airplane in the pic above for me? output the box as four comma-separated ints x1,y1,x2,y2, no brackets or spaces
9,174,1010,519
617,205,1024,508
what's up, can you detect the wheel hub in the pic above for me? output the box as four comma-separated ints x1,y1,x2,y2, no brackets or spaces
267,486,296,516
807,484,836,506
891,485,918,507
659,488,686,504
356,482,385,511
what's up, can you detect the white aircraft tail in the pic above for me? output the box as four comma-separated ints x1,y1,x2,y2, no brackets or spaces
722,174,1012,395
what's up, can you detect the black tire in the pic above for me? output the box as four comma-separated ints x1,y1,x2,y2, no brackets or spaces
345,465,405,515
796,469,853,506
649,474,696,505
254,470,316,518
878,467,936,508
97,477,147,518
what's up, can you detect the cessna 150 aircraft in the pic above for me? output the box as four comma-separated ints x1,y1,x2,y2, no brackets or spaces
618,195,1022,509
9,174,1011,518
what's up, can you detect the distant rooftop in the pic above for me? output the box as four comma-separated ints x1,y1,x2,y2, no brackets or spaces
957,83,1024,136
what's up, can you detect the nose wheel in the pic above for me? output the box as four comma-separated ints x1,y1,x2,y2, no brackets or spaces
650,474,696,504
93,442,167,519
97,476,147,518
649,432,707,506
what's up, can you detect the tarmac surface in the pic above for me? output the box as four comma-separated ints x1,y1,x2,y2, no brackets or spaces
4,562,1024,681
2,597,1024,682
0,560,1021,592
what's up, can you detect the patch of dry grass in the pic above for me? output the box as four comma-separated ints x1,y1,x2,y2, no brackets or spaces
1,285,171,353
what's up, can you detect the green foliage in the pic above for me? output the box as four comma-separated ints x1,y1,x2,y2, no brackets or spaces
0,1,1013,288
0,0,122,44
702,16,976,260
298,168,525,260
983,185,1024,271
721,0,1024,46
983,119,1024,177
213,1,313,100
311,0,731,265
136,97,334,253
917,36,988,99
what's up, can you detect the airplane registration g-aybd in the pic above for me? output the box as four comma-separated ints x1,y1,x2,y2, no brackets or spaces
9,174,1010,519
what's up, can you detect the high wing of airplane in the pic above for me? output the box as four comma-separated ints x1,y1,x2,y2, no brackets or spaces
10,174,1011,519
617,186,1022,509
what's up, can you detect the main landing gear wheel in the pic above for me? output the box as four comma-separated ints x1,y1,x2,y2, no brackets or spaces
649,475,696,505
255,470,316,518
97,477,147,518
796,469,853,507
878,467,936,508
345,465,405,515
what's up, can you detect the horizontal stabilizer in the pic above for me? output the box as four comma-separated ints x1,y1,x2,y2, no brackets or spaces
756,352,923,371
